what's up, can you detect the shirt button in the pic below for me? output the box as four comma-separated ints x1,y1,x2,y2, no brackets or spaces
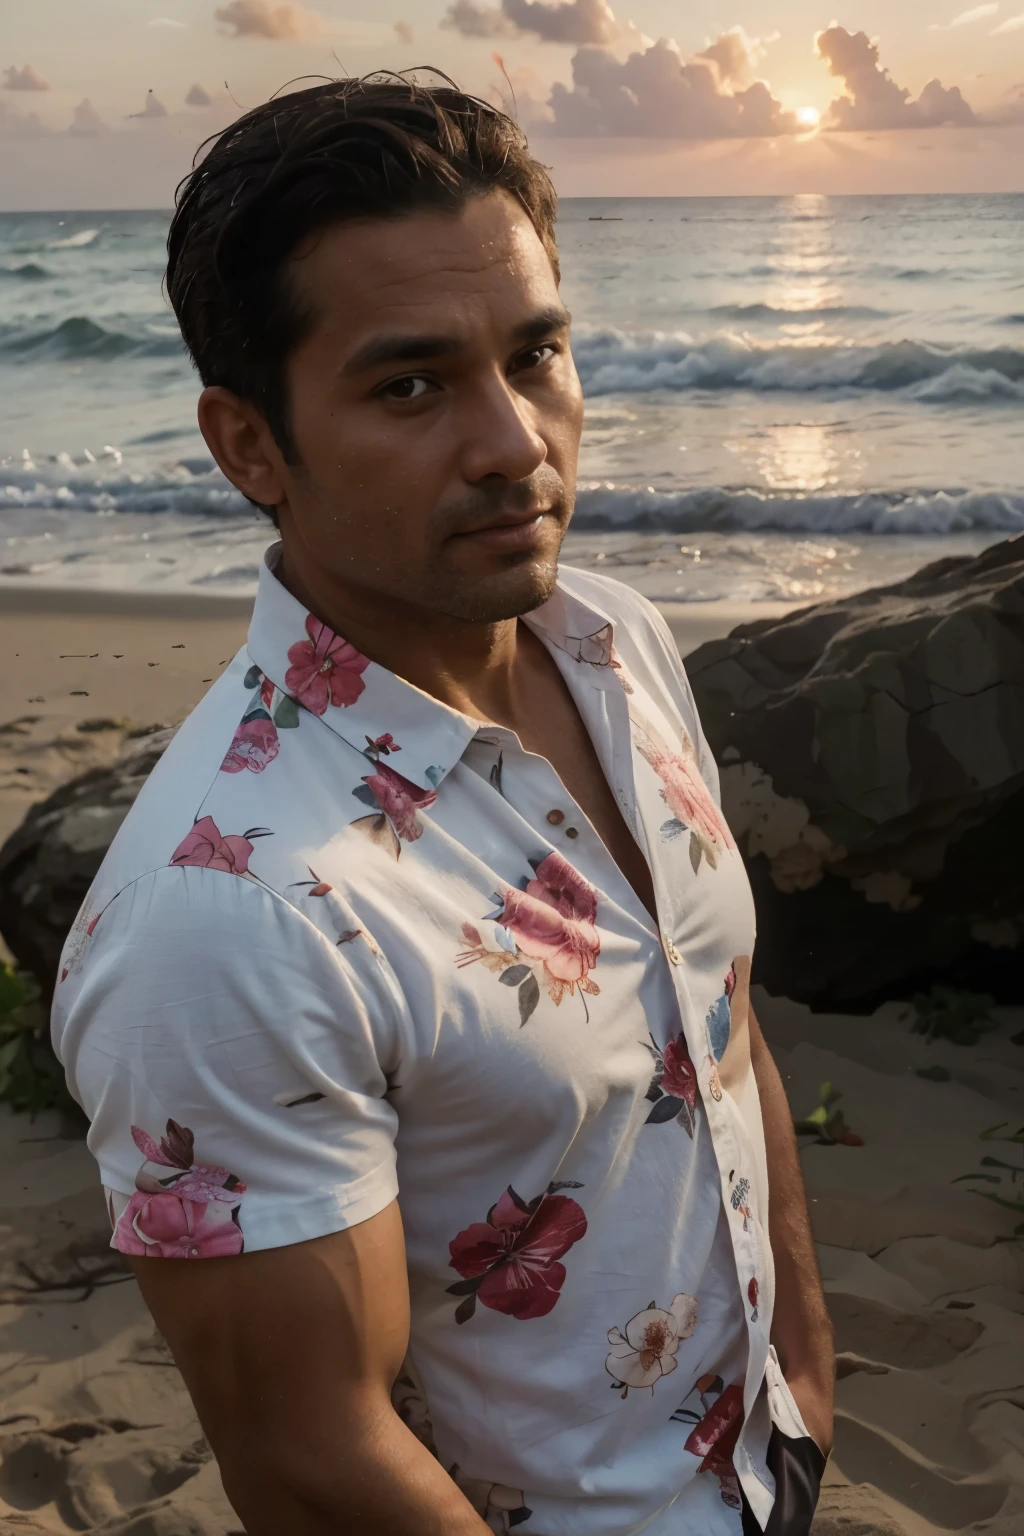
565,827,579,839
546,809,565,825
664,938,683,965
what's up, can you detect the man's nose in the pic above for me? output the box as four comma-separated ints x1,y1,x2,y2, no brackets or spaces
457,373,548,485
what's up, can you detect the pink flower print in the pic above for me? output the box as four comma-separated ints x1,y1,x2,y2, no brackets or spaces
113,1118,246,1259
285,614,369,715
634,722,733,871
220,715,280,775
496,852,600,988
661,1035,698,1108
170,816,261,874
60,910,101,984
362,761,437,842
684,1382,745,1478
259,674,276,710
367,732,400,755
447,1184,587,1324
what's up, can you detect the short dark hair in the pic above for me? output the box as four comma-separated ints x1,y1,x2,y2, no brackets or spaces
166,73,559,473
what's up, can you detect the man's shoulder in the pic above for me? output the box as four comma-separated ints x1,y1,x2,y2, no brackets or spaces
82,649,367,915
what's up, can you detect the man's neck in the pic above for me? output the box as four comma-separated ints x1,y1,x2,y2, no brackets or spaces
277,546,528,727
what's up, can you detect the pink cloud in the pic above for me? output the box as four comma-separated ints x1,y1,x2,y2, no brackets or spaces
214,0,323,40
3,64,50,92
816,26,977,130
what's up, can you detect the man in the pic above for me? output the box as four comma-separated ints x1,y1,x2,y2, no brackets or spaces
53,77,833,1535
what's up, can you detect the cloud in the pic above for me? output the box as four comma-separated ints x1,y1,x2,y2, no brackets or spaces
696,26,778,89
2,63,51,92
816,26,977,130
992,10,1024,29
394,20,414,44
547,35,799,138
149,15,188,25
131,90,169,119
214,0,323,40
186,83,213,106
928,3,999,27
0,99,51,137
442,0,617,45
68,98,108,137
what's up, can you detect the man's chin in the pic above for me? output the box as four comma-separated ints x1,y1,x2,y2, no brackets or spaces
425,553,561,624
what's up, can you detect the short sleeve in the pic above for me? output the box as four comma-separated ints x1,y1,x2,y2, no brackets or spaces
53,866,401,1256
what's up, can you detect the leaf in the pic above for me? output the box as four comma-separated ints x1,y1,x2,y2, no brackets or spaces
0,964,31,1017
499,964,532,987
425,764,444,788
660,817,686,841
916,1065,951,1082
980,1123,1009,1141
445,1276,485,1296
676,1099,696,1139
352,783,379,808
0,1037,21,1072
518,972,541,1026
979,1156,1022,1171
241,705,273,725
273,694,300,729
951,1172,1002,1183
646,1094,684,1125
243,664,262,689
454,1293,477,1325
489,753,504,797
350,813,400,860
689,832,702,874
547,1180,585,1193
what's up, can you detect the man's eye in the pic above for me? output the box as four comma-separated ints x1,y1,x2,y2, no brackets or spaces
379,375,433,401
516,344,558,371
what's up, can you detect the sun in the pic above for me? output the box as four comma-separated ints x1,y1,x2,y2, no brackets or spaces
796,106,821,128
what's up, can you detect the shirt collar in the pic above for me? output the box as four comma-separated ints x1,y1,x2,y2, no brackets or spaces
246,544,618,792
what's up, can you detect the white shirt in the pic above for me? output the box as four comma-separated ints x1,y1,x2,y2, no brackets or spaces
53,548,810,1535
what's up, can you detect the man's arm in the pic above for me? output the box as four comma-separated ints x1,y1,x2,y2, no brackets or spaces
130,1199,490,1535
749,1009,835,1455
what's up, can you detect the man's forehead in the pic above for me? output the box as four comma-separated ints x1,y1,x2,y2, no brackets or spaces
288,197,557,319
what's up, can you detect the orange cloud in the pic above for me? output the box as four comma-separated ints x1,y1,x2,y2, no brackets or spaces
2,63,51,92
214,0,323,41
816,26,977,130
443,0,617,45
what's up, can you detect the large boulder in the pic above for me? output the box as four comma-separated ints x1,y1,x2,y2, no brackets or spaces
0,728,176,1002
686,534,1024,1010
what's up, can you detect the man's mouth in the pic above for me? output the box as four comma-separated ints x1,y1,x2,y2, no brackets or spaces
450,509,551,552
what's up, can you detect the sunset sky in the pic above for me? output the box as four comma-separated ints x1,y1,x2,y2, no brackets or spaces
2,0,1023,205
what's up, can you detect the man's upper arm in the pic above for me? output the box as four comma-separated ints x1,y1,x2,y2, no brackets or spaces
130,1202,410,1488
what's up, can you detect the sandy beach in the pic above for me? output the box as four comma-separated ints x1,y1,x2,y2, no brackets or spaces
1,586,1022,1535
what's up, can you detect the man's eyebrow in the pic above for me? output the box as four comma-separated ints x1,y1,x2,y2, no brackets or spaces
341,305,573,377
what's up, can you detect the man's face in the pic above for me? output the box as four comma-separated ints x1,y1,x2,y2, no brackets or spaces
276,191,584,623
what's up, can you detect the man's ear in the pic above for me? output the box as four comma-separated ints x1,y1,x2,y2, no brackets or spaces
198,386,288,510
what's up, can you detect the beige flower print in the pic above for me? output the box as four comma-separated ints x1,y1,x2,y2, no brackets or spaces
449,1465,532,1531
606,1293,699,1398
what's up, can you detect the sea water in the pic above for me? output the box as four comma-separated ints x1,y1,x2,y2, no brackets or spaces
1,194,1022,602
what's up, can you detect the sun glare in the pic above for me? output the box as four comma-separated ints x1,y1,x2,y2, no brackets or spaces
797,106,821,128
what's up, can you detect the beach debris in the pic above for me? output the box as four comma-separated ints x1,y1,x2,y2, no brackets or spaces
908,986,997,1047
76,716,132,733
793,1080,863,1146
952,1123,1024,1233
69,690,89,697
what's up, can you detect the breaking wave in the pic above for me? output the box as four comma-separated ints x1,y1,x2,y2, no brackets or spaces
0,315,185,361
573,328,1024,401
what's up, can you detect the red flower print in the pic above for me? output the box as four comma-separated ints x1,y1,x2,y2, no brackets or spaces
497,852,600,987
367,733,400,755
170,816,259,874
113,1119,246,1259
285,614,370,715
447,1184,587,1324
363,761,437,841
260,675,276,710
661,1035,698,1109
684,1382,745,1477
748,1276,759,1321
220,715,280,775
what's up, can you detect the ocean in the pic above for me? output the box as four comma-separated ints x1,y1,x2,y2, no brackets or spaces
1,193,1022,603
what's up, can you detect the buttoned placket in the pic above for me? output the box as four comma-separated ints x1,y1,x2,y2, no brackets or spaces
537,638,776,1516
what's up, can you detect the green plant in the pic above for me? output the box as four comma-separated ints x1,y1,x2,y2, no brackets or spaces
909,986,998,1047
952,1123,1024,1235
0,962,76,1118
793,1080,863,1146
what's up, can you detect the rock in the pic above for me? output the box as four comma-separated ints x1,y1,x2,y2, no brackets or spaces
686,534,1024,1010
0,728,176,1002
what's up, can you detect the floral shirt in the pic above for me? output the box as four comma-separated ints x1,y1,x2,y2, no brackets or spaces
53,547,810,1535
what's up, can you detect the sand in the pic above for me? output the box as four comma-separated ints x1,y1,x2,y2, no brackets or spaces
1,586,1022,1535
